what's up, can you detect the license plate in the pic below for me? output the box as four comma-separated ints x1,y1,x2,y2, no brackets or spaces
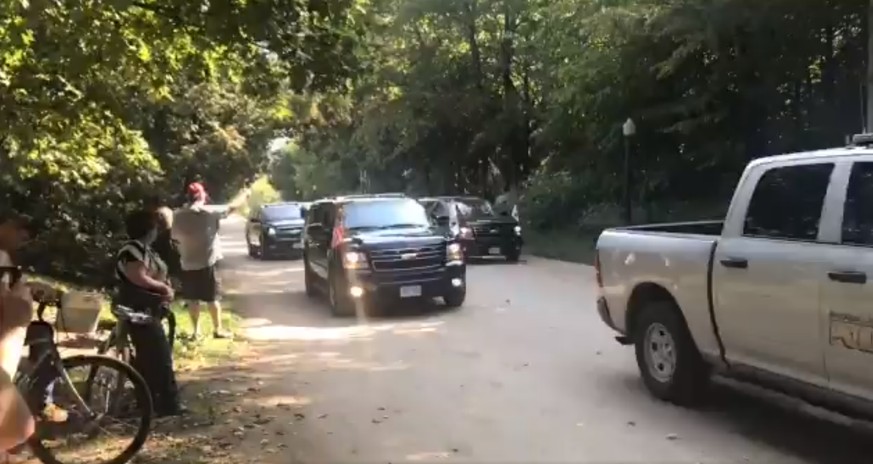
293,242,303,249
488,247,501,255
400,285,422,298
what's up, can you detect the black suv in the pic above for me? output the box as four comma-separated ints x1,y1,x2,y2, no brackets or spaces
246,202,306,259
302,194,467,316
419,196,522,262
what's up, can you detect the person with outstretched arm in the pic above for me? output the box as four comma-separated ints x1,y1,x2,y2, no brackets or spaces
171,182,248,339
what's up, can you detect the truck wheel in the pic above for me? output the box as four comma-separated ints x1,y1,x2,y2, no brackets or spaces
634,301,709,405
328,272,355,317
505,248,521,263
443,287,466,308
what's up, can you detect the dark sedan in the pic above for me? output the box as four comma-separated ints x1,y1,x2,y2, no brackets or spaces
246,202,306,259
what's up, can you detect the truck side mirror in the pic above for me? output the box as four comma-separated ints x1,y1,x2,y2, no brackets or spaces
300,206,308,217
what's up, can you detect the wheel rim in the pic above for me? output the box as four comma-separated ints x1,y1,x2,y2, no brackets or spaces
644,323,677,383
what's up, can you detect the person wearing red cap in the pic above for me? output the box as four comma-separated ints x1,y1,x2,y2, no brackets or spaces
171,182,247,339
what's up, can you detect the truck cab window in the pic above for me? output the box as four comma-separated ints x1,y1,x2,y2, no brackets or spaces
743,163,833,241
842,162,873,246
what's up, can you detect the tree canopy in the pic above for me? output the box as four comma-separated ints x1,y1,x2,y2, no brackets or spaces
0,0,361,282
278,0,870,228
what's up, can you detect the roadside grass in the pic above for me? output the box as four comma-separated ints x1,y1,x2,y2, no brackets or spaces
524,228,600,265
170,300,246,370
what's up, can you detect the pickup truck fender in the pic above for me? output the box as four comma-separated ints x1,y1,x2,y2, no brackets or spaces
597,230,725,366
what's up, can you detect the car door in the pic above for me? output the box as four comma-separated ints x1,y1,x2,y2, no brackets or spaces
712,160,836,386
247,208,263,247
820,158,873,401
305,203,333,279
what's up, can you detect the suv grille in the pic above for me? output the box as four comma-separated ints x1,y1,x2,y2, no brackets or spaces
274,226,303,240
369,244,444,271
472,224,513,238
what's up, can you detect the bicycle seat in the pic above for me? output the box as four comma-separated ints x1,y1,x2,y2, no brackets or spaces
110,304,153,324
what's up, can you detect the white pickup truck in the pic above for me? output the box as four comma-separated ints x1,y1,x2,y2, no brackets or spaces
596,136,873,415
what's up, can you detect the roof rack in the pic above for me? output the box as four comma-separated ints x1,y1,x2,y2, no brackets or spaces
851,133,873,146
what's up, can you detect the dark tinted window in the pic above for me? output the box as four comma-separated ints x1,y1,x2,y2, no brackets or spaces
743,163,833,241
842,162,873,246
455,198,496,219
342,199,430,230
262,204,302,220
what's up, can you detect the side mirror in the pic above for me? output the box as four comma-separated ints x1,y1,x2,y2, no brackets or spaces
300,206,308,217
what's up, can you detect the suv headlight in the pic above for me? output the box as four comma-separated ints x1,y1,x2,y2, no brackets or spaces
447,243,463,263
342,251,368,269
514,225,522,235
266,227,276,236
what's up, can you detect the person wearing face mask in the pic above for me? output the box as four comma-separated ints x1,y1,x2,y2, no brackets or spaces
115,210,185,417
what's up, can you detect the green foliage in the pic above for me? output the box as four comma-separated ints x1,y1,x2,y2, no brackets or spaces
278,0,869,232
0,0,362,284
244,177,283,217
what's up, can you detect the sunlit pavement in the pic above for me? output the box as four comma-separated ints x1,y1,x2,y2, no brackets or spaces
216,216,873,463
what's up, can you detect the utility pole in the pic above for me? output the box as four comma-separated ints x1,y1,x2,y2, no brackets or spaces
867,0,873,132
622,118,636,225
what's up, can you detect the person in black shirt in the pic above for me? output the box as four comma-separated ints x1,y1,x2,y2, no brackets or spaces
115,210,185,416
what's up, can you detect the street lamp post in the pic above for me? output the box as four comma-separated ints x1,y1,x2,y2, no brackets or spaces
622,118,636,225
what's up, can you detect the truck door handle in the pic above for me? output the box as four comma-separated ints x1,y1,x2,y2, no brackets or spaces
828,270,867,284
720,257,748,269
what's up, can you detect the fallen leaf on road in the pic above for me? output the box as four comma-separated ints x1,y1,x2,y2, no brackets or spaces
666,433,678,440
372,418,382,424
317,413,328,419
627,421,636,426
260,439,269,445
294,413,306,420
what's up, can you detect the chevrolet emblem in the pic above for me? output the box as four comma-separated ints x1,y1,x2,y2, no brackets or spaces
401,252,417,260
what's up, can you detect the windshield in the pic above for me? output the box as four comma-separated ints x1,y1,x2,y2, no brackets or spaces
343,199,430,230
261,205,303,221
454,198,496,219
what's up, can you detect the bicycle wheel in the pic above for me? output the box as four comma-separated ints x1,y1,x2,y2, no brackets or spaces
28,355,153,464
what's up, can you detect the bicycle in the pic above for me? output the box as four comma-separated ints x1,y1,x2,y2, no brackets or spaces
15,293,153,464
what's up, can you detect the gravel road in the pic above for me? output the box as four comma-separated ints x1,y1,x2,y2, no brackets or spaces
216,217,873,464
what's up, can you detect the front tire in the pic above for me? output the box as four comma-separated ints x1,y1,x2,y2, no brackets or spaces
505,248,521,263
443,287,466,308
634,301,710,405
303,257,317,298
328,271,355,317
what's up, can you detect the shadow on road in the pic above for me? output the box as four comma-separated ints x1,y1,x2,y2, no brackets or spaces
608,372,873,464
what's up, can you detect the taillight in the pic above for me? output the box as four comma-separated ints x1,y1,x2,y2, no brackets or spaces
331,225,345,248
594,251,603,288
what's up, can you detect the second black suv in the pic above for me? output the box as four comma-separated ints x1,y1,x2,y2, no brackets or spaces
302,194,467,316
246,202,306,259
419,196,523,262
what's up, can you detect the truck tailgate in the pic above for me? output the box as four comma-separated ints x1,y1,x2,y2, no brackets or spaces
596,228,722,360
